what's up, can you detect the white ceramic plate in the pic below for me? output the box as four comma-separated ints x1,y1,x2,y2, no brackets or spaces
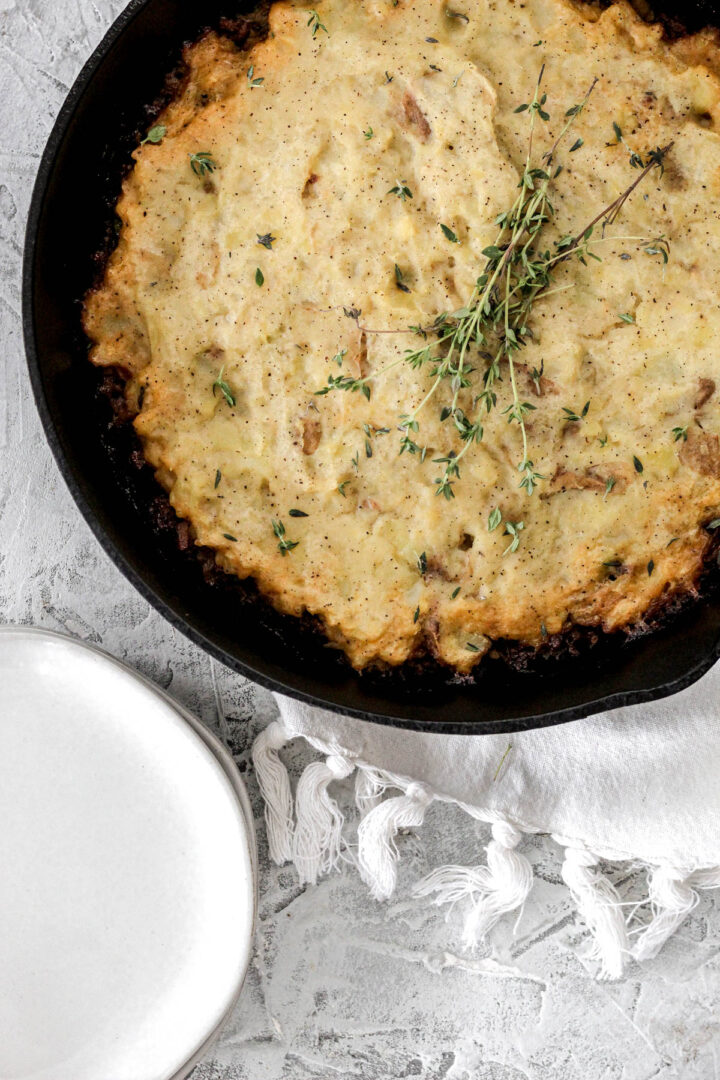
0,627,256,1080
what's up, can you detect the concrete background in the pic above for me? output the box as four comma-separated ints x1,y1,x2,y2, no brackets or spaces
2,1,719,1076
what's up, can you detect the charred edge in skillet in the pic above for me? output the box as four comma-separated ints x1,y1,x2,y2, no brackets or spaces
606,0,720,37
88,3,720,688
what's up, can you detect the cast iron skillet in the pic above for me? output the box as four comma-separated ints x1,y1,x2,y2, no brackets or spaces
23,0,720,734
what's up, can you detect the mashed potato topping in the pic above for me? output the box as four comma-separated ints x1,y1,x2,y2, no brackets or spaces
84,0,720,670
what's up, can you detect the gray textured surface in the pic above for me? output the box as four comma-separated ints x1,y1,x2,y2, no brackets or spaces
2,2,720,1076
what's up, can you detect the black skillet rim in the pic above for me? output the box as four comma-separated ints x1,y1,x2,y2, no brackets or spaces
22,0,720,734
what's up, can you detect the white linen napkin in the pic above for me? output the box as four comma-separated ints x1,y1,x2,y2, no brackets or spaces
252,663,720,979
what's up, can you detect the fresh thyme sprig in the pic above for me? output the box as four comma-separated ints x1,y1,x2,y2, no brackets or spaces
611,123,669,178
562,401,590,423
307,9,328,37
488,507,524,554
391,70,602,500
190,151,217,177
503,520,524,555
388,179,413,202
315,69,672,526
315,372,371,401
272,519,299,556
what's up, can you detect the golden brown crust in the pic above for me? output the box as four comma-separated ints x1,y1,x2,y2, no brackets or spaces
84,0,720,671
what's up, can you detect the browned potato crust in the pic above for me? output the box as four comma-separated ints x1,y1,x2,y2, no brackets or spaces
85,0,720,670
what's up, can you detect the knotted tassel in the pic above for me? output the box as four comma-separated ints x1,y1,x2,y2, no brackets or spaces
293,753,355,884
631,865,699,963
251,719,294,864
357,781,434,901
560,843,628,980
414,820,534,948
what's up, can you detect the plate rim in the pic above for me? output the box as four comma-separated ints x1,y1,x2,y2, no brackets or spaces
0,624,257,1080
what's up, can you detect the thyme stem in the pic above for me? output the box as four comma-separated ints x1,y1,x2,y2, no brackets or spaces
314,74,672,523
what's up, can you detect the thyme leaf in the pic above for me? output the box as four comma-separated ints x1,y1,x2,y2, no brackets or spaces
440,223,460,243
141,124,166,145
213,367,235,407
395,263,411,293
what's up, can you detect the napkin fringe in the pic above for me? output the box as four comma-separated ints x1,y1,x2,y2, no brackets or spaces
357,780,435,900
558,843,628,979
251,719,294,864
252,720,720,977
292,754,354,883
631,865,720,962
413,821,534,947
